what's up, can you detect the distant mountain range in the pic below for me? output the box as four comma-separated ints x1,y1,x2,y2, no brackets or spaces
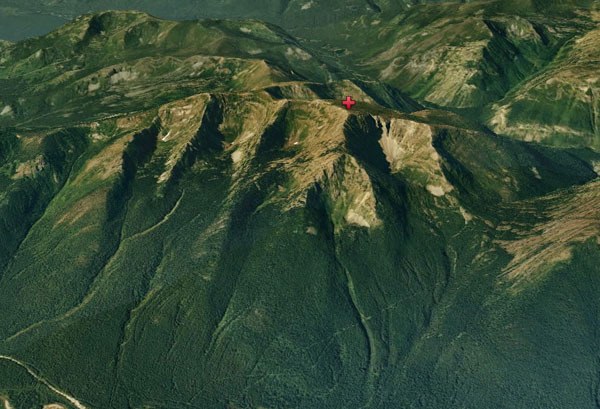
0,0,597,39
0,3,599,409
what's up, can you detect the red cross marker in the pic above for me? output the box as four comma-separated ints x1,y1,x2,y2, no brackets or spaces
342,96,356,110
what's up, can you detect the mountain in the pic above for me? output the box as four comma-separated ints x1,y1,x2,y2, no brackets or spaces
2,0,595,40
0,6,599,409
0,0,397,41
486,18,600,148
299,1,599,148
1,0,598,150
3,1,599,151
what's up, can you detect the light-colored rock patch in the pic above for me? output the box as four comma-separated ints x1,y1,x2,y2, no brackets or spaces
377,117,453,195
460,206,473,223
489,104,510,133
426,185,446,197
504,16,541,40
306,226,318,235
285,47,312,61
301,1,314,10
231,149,244,164
12,156,46,179
1,397,14,409
110,70,138,84
0,105,13,116
88,82,101,93
323,155,382,229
